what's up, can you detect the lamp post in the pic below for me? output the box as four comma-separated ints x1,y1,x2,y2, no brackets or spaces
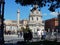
0,0,5,44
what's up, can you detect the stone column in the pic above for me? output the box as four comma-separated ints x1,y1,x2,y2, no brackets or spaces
17,9,20,32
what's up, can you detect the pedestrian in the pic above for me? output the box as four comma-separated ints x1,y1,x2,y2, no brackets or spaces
41,29,46,40
37,30,42,40
20,30,23,37
23,29,29,42
18,32,20,38
28,30,33,41
52,29,54,36
44,30,46,39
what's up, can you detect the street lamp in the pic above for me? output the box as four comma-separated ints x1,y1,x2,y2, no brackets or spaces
0,0,5,44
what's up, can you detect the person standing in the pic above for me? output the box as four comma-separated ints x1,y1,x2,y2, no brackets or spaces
44,30,46,39
37,30,42,40
41,30,46,40
20,30,23,37
18,32,20,38
28,30,33,41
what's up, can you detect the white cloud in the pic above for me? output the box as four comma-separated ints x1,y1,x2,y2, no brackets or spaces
50,12,58,16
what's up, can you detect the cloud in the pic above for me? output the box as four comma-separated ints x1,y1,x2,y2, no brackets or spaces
50,12,58,16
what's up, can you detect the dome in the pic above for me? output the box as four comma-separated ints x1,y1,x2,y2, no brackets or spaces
30,9,42,17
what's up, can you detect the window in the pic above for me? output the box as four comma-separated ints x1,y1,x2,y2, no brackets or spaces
37,17,38,20
32,17,33,20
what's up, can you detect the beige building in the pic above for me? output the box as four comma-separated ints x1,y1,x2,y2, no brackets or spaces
4,20,17,33
4,20,28,34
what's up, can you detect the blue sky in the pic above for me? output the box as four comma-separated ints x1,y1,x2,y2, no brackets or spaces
4,0,60,21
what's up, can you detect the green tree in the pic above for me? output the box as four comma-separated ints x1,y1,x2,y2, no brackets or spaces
15,0,60,12
23,25,32,33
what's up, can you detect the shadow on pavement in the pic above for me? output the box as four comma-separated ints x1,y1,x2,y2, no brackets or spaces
4,40,60,45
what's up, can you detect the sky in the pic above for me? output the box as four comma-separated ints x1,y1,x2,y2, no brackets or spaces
4,0,60,21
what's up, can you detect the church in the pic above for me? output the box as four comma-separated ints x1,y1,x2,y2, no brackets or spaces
4,5,44,35
28,5,44,36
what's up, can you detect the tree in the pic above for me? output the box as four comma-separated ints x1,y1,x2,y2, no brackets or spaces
23,24,31,33
15,0,60,12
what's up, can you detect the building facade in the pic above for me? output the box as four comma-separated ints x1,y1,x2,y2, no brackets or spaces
45,18,58,32
4,20,17,34
4,20,28,34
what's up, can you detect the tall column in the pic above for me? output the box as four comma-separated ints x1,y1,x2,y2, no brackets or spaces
17,9,20,31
